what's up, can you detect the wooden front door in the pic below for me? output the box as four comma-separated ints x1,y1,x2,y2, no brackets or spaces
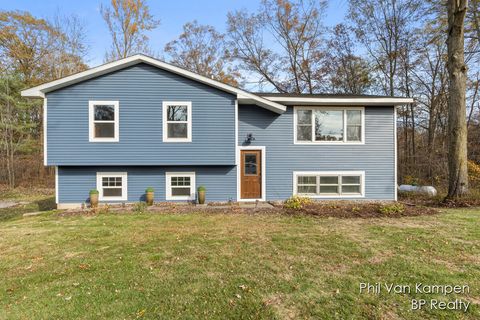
240,150,262,199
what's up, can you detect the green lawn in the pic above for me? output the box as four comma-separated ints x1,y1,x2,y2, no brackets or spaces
0,207,479,319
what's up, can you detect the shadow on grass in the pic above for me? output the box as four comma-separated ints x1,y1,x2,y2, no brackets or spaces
0,196,56,222
35,197,56,211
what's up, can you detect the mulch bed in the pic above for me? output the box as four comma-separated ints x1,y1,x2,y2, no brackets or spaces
57,200,440,219
286,201,439,218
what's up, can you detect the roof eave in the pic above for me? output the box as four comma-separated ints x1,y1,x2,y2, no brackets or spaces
261,96,414,106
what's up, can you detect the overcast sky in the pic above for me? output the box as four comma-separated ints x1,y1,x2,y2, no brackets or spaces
1,0,349,66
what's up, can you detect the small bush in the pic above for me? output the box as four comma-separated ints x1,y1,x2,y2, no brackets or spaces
145,187,155,193
378,203,405,215
284,195,312,210
198,186,206,192
403,175,419,186
468,160,480,186
89,189,99,195
97,204,110,215
133,202,148,214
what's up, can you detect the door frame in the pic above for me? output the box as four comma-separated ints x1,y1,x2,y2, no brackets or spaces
237,146,266,202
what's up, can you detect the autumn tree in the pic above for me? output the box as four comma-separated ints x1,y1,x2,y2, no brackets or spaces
227,0,327,93
0,11,88,84
0,11,88,187
165,21,239,86
446,0,469,198
0,11,58,85
101,0,160,62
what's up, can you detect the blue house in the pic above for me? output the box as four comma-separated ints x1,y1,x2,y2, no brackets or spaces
22,55,412,208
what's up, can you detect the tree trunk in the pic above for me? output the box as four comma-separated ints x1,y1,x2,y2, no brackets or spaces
446,0,469,199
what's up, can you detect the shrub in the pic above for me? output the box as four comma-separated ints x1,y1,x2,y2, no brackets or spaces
133,202,148,214
145,187,155,193
284,195,312,210
403,175,419,186
468,160,480,186
378,203,405,215
89,189,99,195
197,186,206,192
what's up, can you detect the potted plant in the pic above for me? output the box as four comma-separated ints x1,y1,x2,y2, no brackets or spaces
145,187,155,206
197,186,206,204
89,189,99,208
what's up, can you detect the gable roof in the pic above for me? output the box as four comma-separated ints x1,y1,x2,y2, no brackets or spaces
21,54,287,114
21,54,413,111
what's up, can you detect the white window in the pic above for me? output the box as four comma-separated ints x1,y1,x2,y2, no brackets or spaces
293,171,364,198
89,101,119,142
166,172,196,200
162,101,192,142
96,172,128,201
294,107,364,144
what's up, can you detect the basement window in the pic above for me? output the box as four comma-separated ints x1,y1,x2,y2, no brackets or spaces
96,172,128,201
294,171,364,198
166,172,196,200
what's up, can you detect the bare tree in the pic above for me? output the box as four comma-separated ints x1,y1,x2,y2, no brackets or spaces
165,21,240,86
446,0,469,198
348,0,423,97
0,74,36,187
49,13,89,79
227,0,327,93
101,0,160,62
325,24,372,94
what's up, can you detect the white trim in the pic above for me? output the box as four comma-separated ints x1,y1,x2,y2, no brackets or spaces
89,101,119,142
263,96,414,106
165,172,196,201
234,100,239,165
394,106,398,201
162,101,192,142
236,146,266,202
96,172,128,201
293,171,365,198
293,106,365,145
20,54,286,114
43,98,48,165
55,166,58,204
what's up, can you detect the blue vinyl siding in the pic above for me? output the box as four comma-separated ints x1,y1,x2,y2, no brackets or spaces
238,105,395,200
46,63,236,165
58,166,236,203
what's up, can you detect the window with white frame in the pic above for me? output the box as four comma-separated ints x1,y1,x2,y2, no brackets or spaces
162,101,192,142
295,107,364,143
166,172,196,200
96,172,128,201
294,171,364,197
89,101,119,142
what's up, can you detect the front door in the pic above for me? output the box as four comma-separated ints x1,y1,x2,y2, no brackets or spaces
240,150,262,199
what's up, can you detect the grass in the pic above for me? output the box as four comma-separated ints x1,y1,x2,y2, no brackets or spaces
0,188,56,222
0,204,479,319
